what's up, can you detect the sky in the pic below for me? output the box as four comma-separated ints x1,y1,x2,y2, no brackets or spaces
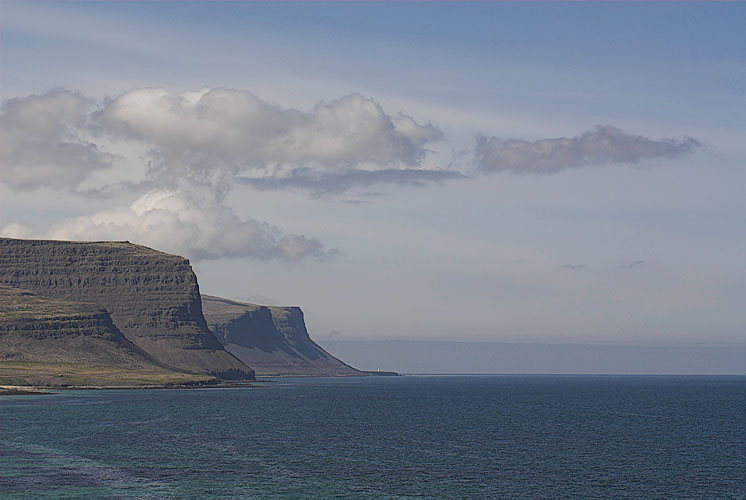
1,2,744,362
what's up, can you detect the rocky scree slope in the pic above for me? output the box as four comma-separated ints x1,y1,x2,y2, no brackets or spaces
202,295,361,376
0,238,253,380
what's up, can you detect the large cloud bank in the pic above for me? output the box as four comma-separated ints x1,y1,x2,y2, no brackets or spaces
1,88,444,195
1,190,332,261
0,87,701,261
1,89,701,194
0,87,447,260
475,125,699,174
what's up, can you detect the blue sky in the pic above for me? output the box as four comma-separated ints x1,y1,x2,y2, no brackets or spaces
1,1,744,357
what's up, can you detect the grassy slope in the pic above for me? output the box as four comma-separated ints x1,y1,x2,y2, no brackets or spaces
0,286,213,387
0,361,213,387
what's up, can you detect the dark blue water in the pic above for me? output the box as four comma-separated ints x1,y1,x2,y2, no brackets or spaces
1,376,743,499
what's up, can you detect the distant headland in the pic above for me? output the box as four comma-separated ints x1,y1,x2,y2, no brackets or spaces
0,237,397,389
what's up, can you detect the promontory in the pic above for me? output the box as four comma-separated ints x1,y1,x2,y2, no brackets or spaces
0,237,379,387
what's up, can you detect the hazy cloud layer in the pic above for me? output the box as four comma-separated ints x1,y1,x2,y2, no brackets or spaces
0,190,333,261
475,125,699,174
625,260,646,268
0,90,112,191
562,264,585,271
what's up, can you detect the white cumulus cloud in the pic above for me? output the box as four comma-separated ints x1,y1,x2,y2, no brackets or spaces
101,88,441,167
1,190,333,261
98,88,443,191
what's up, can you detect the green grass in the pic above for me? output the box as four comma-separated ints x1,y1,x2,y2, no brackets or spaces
0,361,214,387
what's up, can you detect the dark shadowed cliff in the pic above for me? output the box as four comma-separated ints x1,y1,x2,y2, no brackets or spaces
0,238,254,380
201,295,361,376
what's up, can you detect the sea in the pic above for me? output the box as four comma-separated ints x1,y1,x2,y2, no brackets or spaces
1,375,743,499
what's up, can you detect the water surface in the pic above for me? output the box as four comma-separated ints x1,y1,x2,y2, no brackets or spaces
1,375,743,499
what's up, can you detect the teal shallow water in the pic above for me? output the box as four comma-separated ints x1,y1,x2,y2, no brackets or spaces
1,375,743,499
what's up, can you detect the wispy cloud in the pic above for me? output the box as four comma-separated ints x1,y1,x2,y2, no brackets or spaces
475,125,699,174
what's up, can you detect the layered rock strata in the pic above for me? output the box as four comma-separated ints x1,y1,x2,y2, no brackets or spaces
202,295,361,376
0,285,211,386
1,285,150,365
0,238,254,379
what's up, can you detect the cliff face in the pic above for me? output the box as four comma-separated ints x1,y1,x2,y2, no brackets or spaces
1,285,142,363
202,295,361,376
0,238,253,379
0,285,214,386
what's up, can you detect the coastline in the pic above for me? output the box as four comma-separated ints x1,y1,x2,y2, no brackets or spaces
0,372,405,394
0,385,54,395
0,381,261,394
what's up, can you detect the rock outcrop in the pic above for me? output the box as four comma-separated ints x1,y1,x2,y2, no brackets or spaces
202,295,361,376
0,238,254,379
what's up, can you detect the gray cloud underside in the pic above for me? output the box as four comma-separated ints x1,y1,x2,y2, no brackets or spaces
0,90,112,191
476,125,699,174
237,168,467,195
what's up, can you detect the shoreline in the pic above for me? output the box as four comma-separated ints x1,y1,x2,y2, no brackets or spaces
0,373,405,394
0,385,55,395
0,381,263,395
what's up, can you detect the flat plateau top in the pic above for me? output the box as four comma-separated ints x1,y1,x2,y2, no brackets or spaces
0,237,180,259
201,295,299,323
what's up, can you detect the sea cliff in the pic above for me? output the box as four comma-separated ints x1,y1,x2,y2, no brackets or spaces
0,238,254,380
202,295,361,376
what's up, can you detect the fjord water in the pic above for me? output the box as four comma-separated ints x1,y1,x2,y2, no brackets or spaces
1,376,743,499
